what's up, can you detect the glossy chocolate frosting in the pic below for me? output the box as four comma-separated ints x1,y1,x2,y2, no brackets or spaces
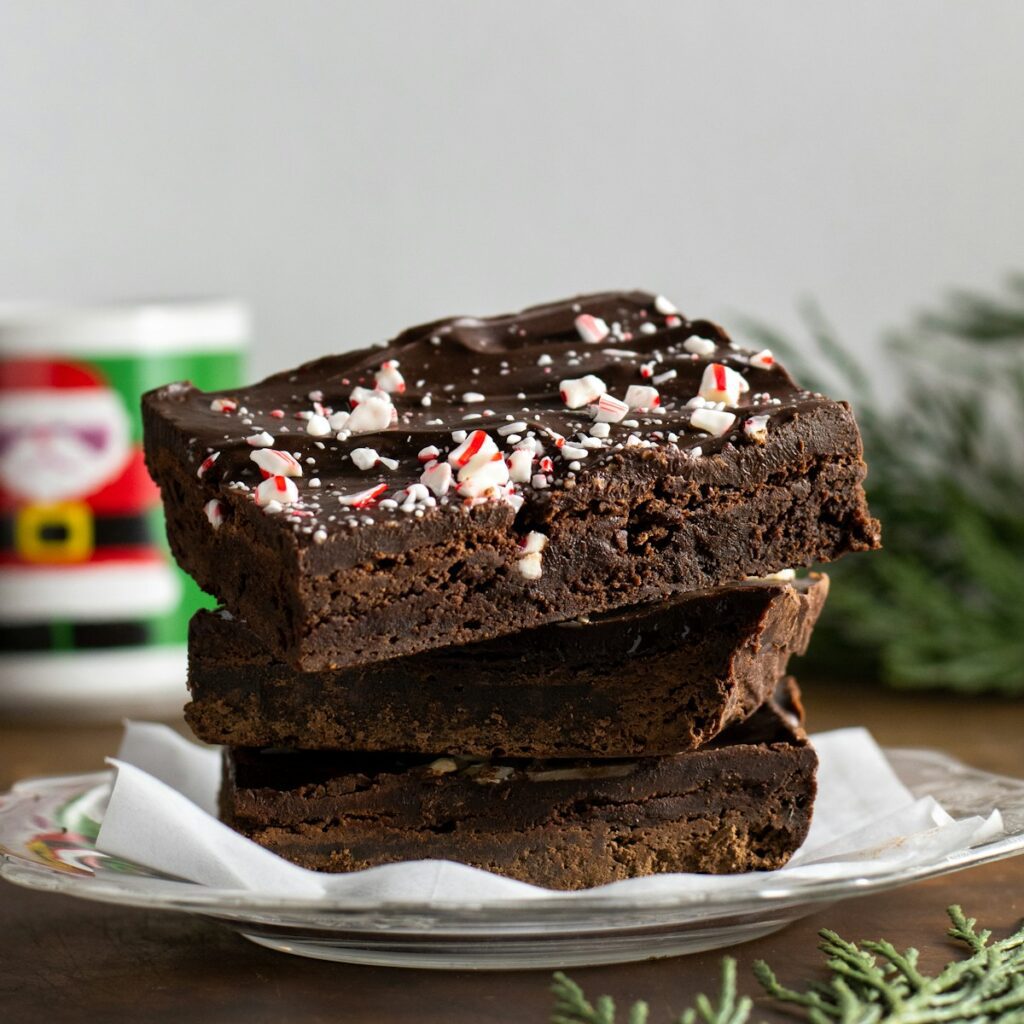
145,291,828,548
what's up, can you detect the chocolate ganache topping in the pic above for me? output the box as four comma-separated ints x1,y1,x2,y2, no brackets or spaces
154,290,823,559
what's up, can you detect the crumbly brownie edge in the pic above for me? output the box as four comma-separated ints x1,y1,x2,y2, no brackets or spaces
185,576,829,756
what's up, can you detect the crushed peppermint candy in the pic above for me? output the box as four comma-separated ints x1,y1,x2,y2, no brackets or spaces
698,363,749,407
623,384,660,410
456,450,509,498
461,392,486,403
744,414,770,443
574,313,610,344
448,429,497,467
338,483,388,507
749,349,775,370
690,408,737,436
374,360,405,394
350,447,383,470
346,394,395,434
305,414,332,437
506,447,533,483
516,531,548,579
420,459,453,496
417,445,440,462
589,392,626,423
210,398,237,413
654,295,677,315
246,431,275,448
255,475,299,507
197,452,220,478
560,374,606,409
684,337,717,357
251,448,303,477
204,499,225,529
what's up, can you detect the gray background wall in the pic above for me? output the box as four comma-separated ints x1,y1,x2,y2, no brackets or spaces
1,1,1022,377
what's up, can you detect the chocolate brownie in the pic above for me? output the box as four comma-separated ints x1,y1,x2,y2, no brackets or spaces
219,680,816,889
187,574,827,757
143,291,879,671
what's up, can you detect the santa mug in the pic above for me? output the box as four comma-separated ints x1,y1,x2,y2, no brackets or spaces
0,300,248,718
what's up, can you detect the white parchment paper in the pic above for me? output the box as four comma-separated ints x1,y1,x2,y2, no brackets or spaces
94,723,1003,901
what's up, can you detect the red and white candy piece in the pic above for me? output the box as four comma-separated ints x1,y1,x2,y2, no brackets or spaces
337,483,387,507
246,431,275,448
374,359,405,394
418,445,441,463
350,447,383,471
743,414,770,443
255,475,299,507
197,452,220,479
506,447,534,483
589,391,626,423
346,394,396,434
623,384,660,410
698,363,749,406
210,398,237,414
574,314,610,344
749,349,775,370
448,430,498,468
559,374,607,410
348,385,377,407
204,499,225,529
690,408,736,436
420,459,453,496
456,450,510,498
250,448,303,477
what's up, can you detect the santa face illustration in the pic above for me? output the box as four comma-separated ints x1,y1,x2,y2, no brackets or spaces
0,360,130,503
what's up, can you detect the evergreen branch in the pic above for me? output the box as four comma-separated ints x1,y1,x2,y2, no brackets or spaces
552,907,1024,1024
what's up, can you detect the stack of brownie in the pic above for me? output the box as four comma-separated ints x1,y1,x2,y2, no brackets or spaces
142,291,879,890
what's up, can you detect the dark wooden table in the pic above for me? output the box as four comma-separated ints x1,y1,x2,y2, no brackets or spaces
2,677,1023,1024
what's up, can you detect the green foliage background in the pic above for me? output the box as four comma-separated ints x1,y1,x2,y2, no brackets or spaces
743,277,1024,694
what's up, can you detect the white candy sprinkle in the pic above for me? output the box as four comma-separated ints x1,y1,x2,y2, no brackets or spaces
305,414,331,437
761,568,796,581
574,313,610,344
624,385,660,410
531,473,549,489
684,337,717,357
462,392,486,403
204,499,224,529
639,322,658,335
246,431,275,448
451,429,468,444
559,374,607,409
255,475,298,507
744,414,770,443
250,449,303,477
690,408,737,436
313,528,328,544
590,421,611,438
536,353,553,367
593,392,629,423
652,368,677,385
498,421,527,436
309,477,321,488
328,410,350,431
654,295,677,315
350,447,381,470
698,363,749,406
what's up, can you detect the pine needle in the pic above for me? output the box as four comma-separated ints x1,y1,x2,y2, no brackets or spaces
551,906,1024,1024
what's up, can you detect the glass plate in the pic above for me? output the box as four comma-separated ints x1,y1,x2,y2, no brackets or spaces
3,748,1024,970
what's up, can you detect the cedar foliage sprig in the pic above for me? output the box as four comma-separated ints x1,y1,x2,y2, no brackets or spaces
740,276,1024,693
551,906,1024,1023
